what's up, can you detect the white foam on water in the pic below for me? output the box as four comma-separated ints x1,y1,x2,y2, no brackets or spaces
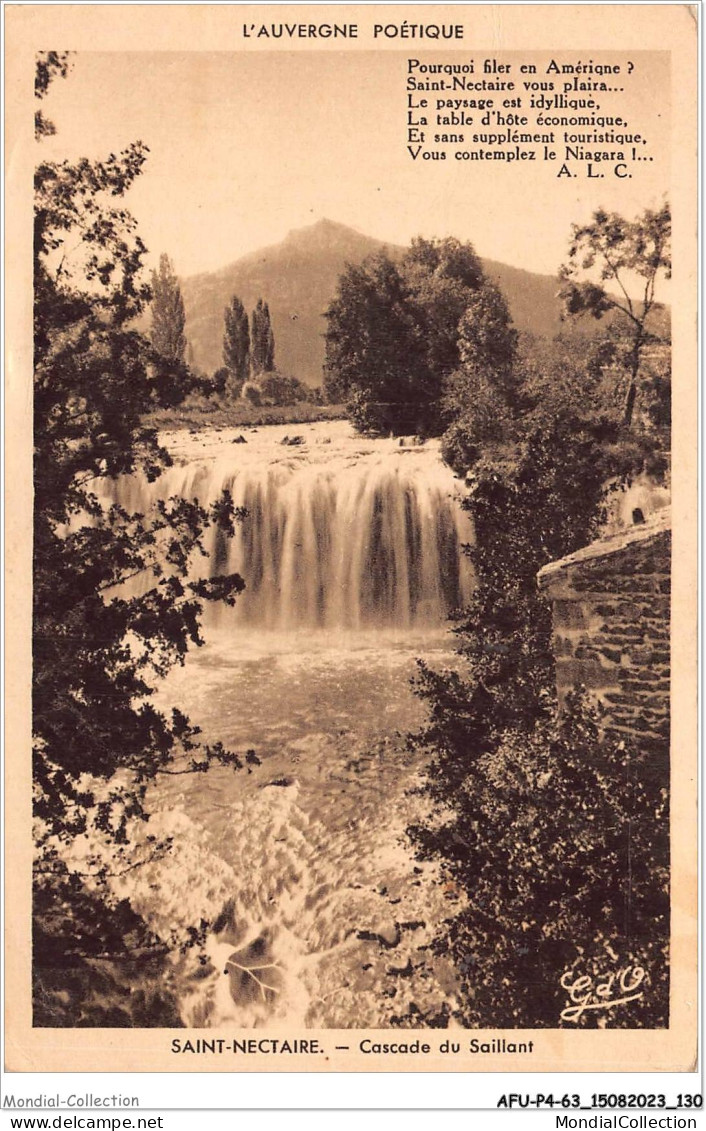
104,419,474,632
86,421,469,1026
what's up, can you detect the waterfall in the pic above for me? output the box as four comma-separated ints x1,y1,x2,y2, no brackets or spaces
105,422,474,633
90,420,474,1028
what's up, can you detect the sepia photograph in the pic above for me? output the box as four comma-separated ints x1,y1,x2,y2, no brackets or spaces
4,3,698,1074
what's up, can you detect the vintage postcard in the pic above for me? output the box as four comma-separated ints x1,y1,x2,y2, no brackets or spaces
4,3,698,1075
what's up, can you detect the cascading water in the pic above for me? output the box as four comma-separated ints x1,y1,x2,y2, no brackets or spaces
93,421,472,1027
107,420,473,633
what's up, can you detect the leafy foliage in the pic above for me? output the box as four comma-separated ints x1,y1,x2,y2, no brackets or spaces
223,294,250,396
250,297,275,375
323,237,509,436
33,54,246,986
410,693,669,1028
439,286,518,469
424,347,636,771
558,204,671,425
258,370,312,406
409,301,670,1026
323,251,423,432
33,874,184,1027
150,253,187,364
34,51,72,139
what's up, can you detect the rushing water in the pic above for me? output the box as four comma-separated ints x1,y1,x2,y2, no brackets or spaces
92,421,473,1026
110,419,474,631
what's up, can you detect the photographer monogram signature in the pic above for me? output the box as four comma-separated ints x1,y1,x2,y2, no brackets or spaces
559,965,646,1023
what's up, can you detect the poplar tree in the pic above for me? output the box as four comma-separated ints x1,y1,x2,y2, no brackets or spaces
150,254,187,362
250,298,275,375
222,295,250,396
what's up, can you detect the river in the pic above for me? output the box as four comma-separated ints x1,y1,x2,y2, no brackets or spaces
89,420,474,1027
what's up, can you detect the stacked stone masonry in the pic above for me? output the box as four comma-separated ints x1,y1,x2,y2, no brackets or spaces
537,509,670,752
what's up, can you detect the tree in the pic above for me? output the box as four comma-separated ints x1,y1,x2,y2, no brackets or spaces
34,51,71,139
323,237,509,436
409,694,669,1028
406,328,668,1028
439,283,518,469
258,370,311,406
558,203,671,426
223,295,250,397
250,298,275,375
323,252,424,433
33,54,245,992
403,236,488,381
150,253,187,363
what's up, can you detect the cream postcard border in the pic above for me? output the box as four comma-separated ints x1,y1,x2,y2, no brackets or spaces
3,2,698,1073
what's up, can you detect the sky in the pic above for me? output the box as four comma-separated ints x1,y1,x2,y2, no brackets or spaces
39,49,670,282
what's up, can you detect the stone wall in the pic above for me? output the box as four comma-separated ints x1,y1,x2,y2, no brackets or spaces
537,509,670,753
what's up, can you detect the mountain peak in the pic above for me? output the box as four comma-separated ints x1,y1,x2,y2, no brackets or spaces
281,217,377,253
286,217,358,235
